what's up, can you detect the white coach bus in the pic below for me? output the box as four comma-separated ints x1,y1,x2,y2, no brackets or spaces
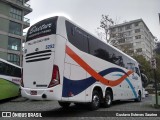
21,16,143,110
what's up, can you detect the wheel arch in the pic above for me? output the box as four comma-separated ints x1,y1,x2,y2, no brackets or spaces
105,87,113,100
91,85,103,101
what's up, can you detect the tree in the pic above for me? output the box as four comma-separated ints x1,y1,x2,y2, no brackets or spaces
97,15,114,43
97,14,127,46
155,42,160,55
155,54,160,84
132,54,153,85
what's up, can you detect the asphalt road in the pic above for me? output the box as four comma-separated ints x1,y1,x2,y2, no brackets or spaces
0,95,159,120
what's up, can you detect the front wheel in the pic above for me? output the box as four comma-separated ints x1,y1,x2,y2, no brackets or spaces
58,101,71,108
135,91,141,102
89,90,100,110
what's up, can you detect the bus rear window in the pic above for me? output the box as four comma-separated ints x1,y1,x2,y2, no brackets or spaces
26,16,58,42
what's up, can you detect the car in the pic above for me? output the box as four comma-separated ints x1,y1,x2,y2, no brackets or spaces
144,90,149,97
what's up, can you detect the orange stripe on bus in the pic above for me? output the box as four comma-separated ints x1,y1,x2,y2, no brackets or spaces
66,45,133,87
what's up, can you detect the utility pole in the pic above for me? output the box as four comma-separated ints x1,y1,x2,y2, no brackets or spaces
151,58,159,108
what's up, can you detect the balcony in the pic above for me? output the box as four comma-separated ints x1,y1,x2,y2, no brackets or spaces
24,2,31,8
24,0,30,3
1,0,32,15
23,17,30,29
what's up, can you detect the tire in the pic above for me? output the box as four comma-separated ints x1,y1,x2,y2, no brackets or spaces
89,90,100,110
58,101,71,108
135,91,141,102
103,91,112,108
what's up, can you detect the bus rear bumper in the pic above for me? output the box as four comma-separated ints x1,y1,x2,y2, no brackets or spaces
21,87,61,101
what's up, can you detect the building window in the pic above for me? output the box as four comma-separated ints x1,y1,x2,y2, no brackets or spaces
124,31,131,36
118,27,122,31
8,37,21,51
136,48,142,52
134,22,139,27
135,35,141,39
136,42,141,45
111,28,116,32
125,24,131,30
10,7,22,21
126,37,133,41
135,29,140,33
7,53,20,65
9,21,22,35
127,43,134,48
119,39,125,43
111,33,116,38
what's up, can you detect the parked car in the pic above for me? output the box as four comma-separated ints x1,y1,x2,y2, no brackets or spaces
144,90,149,97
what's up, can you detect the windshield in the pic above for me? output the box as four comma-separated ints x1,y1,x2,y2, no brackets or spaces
26,16,58,42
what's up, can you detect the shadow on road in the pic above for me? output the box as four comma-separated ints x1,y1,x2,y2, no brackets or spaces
0,96,19,104
111,100,135,106
41,104,93,117
41,100,136,117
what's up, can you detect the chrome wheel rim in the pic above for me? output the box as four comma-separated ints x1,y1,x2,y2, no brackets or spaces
93,95,99,107
106,94,111,105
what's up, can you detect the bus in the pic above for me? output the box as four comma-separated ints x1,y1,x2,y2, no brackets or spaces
0,58,21,100
21,16,143,110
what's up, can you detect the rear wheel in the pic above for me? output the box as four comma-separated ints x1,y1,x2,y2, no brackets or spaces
89,90,100,110
103,91,112,108
58,101,71,108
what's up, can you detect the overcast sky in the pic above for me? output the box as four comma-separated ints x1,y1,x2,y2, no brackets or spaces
25,0,160,40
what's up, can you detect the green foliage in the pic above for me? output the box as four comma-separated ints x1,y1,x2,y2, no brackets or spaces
132,54,153,80
133,54,160,83
155,54,160,83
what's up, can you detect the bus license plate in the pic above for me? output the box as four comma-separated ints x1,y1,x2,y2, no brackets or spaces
30,90,37,95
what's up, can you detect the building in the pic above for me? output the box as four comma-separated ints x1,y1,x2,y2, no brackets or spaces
109,19,155,61
0,0,32,66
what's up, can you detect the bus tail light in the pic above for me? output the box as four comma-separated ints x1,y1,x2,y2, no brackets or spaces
48,65,60,88
21,69,24,87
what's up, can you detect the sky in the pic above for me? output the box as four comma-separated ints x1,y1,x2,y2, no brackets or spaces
25,0,160,40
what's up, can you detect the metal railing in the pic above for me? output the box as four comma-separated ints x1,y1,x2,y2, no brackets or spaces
24,3,31,8
15,0,31,8
23,17,30,24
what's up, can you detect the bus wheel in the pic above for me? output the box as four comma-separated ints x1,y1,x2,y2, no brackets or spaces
135,91,141,102
103,91,112,108
58,101,71,108
89,90,100,110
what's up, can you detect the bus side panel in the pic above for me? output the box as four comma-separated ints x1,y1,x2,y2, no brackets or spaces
62,43,88,102
0,77,20,100
53,35,67,100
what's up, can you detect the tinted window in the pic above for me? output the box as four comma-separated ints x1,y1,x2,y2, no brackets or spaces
9,21,22,35
94,41,110,61
8,37,21,51
0,60,21,77
66,21,89,53
89,36,98,55
26,16,58,42
65,20,135,69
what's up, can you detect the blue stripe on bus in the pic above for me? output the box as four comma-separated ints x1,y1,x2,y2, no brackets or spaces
62,67,129,97
114,74,138,98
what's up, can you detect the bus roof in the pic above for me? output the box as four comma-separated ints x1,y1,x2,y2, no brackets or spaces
0,58,22,69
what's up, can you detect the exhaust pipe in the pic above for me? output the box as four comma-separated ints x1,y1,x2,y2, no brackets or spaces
42,94,47,99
